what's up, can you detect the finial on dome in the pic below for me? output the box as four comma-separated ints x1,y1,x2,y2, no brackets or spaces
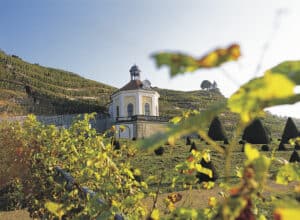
130,64,141,80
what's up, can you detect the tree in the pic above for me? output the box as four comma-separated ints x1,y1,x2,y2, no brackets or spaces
242,119,271,144
212,80,218,89
281,117,299,144
200,80,212,90
208,116,227,141
196,159,218,182
289,150,300,163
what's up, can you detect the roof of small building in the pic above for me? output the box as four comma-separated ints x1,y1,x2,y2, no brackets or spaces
119,79,144,91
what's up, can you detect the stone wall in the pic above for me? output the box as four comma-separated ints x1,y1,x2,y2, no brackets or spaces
135,121,168,138
0,114,114,133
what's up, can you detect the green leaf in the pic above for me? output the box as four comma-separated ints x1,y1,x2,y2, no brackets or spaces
228,72,295,123
271,61,300,84
152,44,241,77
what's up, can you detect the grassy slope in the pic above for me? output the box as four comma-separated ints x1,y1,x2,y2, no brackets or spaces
0,50,117,115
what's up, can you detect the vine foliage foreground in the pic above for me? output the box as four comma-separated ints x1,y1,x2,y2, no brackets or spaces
1,44,300,219
140,44,300,219
1,114,147,219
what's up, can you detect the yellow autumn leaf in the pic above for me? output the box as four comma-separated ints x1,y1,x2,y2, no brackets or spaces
208,197,217,207
274,207,300,220
45,201,64,218
244,144,259,162
170,116,182,124
150,208,160,220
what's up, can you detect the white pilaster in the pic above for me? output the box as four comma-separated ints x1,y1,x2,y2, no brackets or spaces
119,94,124,117
151,97,156,116
138,93,142,115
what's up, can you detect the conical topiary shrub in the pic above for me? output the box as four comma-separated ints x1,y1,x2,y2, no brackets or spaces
242,119,271,144
261,145,269,151
186,136,192,145
208,117,227,141
196,159,218,182
281,117,299,144
278,142,286,151
189,142,198,152
289,150,300,163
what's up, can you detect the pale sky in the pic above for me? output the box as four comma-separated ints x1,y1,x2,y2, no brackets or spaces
0,0,300,117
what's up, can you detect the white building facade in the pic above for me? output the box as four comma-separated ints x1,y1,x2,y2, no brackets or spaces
109,65,167,139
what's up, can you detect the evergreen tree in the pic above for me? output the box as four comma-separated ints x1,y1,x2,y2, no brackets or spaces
242,119,271,144
289,150,300,163
281,117,299,144
208,116,227,141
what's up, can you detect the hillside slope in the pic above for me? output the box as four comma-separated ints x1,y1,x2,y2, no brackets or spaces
0,50,226,117
0,50,296,137
0,50,117,115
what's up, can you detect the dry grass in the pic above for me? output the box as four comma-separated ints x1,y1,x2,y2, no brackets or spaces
0,210,31,220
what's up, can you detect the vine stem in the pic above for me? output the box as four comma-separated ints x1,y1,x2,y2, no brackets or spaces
225,121,245,182
148,173,163,217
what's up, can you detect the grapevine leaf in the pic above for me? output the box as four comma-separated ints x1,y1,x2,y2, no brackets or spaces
271,61,300,84
244,144,259,162
276,163,300,185
228,72,295,123
152,44,241,77
274,207,300,220
45,201,64,218
150,209,160,220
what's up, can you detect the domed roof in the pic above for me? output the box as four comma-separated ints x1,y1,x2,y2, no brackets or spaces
130,64,141,77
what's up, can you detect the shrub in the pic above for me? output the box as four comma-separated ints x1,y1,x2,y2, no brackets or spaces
0,121,30,188
224,138,229,145
242,119,270,144
154,146,164,155
281,117,299,144
289,150,300,163
186,136,192,145
278,142,286,151
261,145,269,152
189,142,198,152
239,140,245,145
208,116,227,141
113,140,121,150
196,159,218,182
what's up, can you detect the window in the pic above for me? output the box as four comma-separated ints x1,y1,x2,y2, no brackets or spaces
127,103,133,117
116,106,120,118
145,103,150,116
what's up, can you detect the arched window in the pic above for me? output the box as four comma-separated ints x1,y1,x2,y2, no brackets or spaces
127,103,133,117
145,103,150,116
116,106,120,118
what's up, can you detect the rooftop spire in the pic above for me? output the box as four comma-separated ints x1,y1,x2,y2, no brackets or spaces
129,64,141,80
